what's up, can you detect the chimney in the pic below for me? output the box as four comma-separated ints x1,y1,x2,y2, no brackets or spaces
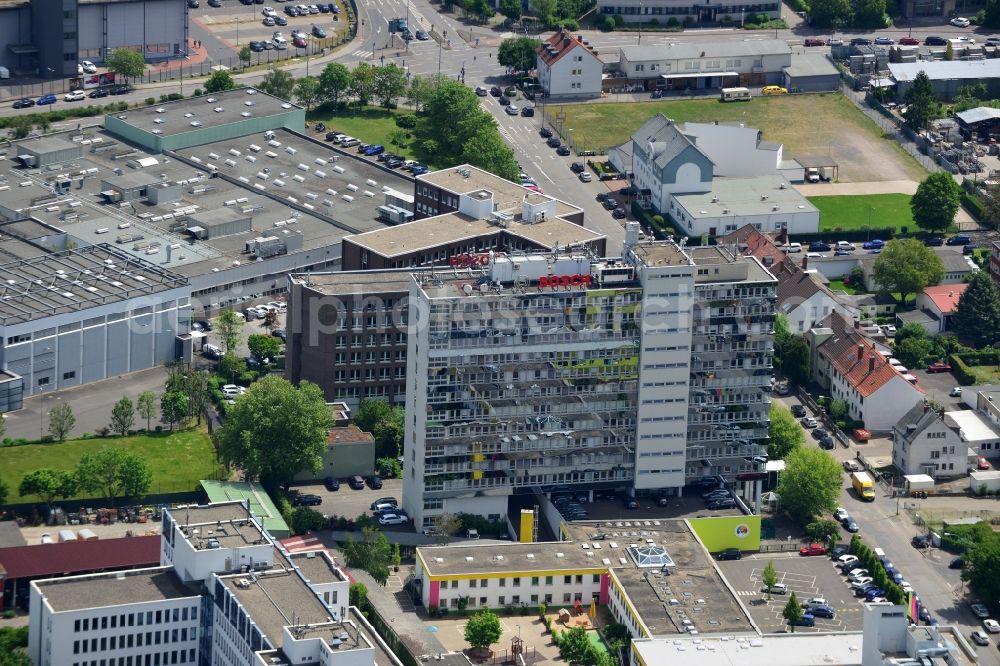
801,256,808,270
948,290,953,297
868,354,876,373
857,344,864,361
563,36,571,47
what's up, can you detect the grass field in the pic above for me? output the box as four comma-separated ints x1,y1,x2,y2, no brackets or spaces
1,429,223,503
808,193,914,232
827,279,864,295
545,94,926,182
305,106,439,168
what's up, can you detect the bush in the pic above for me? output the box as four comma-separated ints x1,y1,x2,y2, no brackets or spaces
1,610,15,619
666,16,679,26
612,14,624,26
556,18,579,30
600,15,616,30
289,506,327,534
193,88,203,96
395,114,417,129
144,97,156,106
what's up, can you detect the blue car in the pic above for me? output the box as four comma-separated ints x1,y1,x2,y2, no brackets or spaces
890,571,904,584
795,614,815,627
364,144,384,156
411,165,429,175
37,94,57,105
865,588,886,601
810,605,835,619
863,239,885,250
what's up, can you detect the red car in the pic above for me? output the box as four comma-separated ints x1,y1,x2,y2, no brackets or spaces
927,362,952,373
978,456,991,470
799,543,828,556
803,38,825,46
899,36,920,45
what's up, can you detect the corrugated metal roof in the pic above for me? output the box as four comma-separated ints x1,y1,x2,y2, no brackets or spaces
0,534,159,579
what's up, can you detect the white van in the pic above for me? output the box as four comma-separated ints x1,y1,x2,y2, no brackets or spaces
272,36,288,49
781,242,803,253
721,87,751,102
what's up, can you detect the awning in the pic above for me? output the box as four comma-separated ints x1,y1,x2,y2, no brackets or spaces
660,71,739,80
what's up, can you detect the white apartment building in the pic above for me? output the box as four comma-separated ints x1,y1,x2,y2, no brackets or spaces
29,502,398,666
402,224,777,528
536,29,603,99
893,403,1000,477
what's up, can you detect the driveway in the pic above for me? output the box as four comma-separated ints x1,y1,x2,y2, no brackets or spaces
910,368,963,410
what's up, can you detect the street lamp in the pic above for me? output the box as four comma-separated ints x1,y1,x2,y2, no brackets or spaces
373,25,380,58
46,68,54,95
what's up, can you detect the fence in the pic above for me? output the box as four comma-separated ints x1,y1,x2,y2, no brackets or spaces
0,26,355,103
843,84,940,173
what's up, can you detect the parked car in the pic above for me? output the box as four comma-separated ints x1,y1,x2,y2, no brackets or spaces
809,241,831,252
579,172,593,183
971,630,991,646
911,535,930,549
843,518,859,533
110,85,131,95
819,433,835,449
791,404,807,417
521,106,534,117
811,427,828,441
378,513,407,526
366,475,383,489
12,98,35,109
716,548,742,561
546,137,561,148
762,583,788,595
811,605,835,619
475,86,488,96
363,144,385,156
539,127,553,138
64,89,86,102
946,234,971,246
557,146,572,156
899,36,920,45
950,16,971,26
498,95,510,106
505,104,518,115
984,619,1000,633
803,38,825,46
37,94,57,105
874,36,894,45
800,416,818,428
830,544,851,560
926,361,952,373
827,37,844,45
348,475,365,490
312,25,327,37
971,603,991,619
925,36,948,46
761,85,788,95
862,239,884,249
291,494,322,506
836,553,859,568
707,498,737,510
324,477,340,491
799,543,827,556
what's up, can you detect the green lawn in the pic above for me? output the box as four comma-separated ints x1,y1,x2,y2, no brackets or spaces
306,106,440,168
808,194,914,232
1,429,224,503
545,94,926,182
827,279,864,295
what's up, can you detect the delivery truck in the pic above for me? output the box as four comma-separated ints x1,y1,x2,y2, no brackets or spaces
851,471,875,501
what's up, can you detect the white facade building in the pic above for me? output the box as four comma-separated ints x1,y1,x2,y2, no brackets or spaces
617,40,791,86
402,225,776,528
536,29,603,99
631,114,714,213
29,502,396,666
682,123,783,177
894,404,1000,476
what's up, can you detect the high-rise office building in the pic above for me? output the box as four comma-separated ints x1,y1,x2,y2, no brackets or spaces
402,226,777,528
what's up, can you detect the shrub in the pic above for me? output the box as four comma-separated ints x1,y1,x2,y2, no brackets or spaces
194,88,203,96
289,506,327,534
600,15,616,30
612,14,624,26
395,114,417,129
666,16,679,26
1,610,15,619
144,97,156,106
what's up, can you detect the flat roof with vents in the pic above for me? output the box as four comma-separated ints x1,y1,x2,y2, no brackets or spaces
0,244,188,325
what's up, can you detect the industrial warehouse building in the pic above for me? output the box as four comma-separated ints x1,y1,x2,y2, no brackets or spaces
0,0,188,78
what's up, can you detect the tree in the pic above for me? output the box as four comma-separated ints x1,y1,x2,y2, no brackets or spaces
464,610,503,651
768,404,804,460
465,0,494,21
216,309,243,354
247,334,281,368
499,0,522,20
349,62,376,106
829,399,849,421
342,525,392,581
952,271,1000,347
257,68,295,100
903,71,936,131
761,561,778,600
318,62,352,106
160,391,189,431
349,582,368,607
356,400,405,457
293,76,321,111
497,37,541,74
892,323,936,366
48,403,75,442
872,239,944,305
529,0,557,23
557,625,596,663
289,506,327,533
76,447,151,505
9,116,32,140
19,469,77,509
783,592,804,632
808,0,851,26
105,48,146,82
986,0,1000,28
213,376,332,489
962,536,1000,613
405,74,435,112
773,313,809,386
804,518,842,543
204,70,236,93
911,172,961,235
777,447,843,523
428,512,462,544
373,64,407,108
110,396,135,437
137,391,157,431
853,0,886,27
239,45,252,67
460,128,521,182
184,371,210,425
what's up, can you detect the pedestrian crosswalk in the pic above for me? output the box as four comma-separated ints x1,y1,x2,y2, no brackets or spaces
349,48,371,58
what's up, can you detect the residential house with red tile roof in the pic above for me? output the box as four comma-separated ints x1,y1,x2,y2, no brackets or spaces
536,29,603,99
720,225,855,334
911,283,968,335
806,311,924,431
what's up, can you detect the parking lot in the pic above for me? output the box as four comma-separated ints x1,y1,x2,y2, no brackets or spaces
290,477,408,528
717,553,867,633
910,367,964,410
191,0,349,53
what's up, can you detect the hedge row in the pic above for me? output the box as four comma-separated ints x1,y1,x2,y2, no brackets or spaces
949,350,1000,386
961,191,986,223
0,102,129,129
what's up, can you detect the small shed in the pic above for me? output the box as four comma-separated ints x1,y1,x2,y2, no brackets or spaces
782,54,841,93
186,208,252,240
956,107,1000,140
969,470,1000,493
